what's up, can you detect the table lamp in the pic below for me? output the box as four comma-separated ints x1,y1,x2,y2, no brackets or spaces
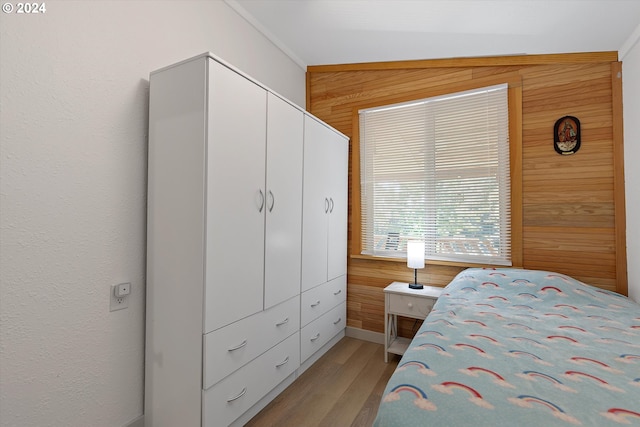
407,240,425,289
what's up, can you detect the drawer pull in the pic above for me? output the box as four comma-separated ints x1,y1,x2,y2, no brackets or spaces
310,333,320,342
333,289,342,296
311,300,321,308
407,302,413,308
333,317,342,325
275,356,290,368
227,340,247,352
275,317,289,327
227,387,247,402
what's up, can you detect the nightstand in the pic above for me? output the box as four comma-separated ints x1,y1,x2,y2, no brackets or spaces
383,282,443,362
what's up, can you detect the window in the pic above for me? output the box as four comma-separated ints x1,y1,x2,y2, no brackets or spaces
359,84,511,265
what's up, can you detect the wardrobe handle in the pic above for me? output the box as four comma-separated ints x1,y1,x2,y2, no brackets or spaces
258,190,265,212
275,317,289,327
268,190,275,212
333,289,342,296
325,198,330,213
310,333,320,342
311,300,321,308
227,387,247,402
329,197,334,213
275,356,290,368
228,340,247,352
333,317,342,325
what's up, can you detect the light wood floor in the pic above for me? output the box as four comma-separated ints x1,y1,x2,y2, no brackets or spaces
245,337,400,427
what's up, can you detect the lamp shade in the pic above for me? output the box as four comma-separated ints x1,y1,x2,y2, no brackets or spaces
407,240,425,269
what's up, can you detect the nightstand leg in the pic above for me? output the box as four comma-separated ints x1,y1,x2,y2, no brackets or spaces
385,313,398,363
384,312,389,363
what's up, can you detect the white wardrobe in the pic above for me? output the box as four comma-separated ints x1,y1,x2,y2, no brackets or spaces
145,53,348,427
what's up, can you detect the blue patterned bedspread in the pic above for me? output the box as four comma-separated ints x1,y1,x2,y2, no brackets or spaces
374,268,640,426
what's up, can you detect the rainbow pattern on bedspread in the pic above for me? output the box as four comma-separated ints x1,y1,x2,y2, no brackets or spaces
374,268,640,427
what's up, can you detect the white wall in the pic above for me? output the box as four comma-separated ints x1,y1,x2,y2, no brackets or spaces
0,2,304,426
622,25,640,303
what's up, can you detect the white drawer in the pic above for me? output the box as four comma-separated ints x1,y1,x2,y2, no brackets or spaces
203,296,299,388
203,332,299,427
301,275,346,327
388,293,435,319
300,302,346,363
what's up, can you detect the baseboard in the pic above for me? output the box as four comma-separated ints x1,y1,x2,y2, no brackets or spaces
346,326,384,344
125,415,144,427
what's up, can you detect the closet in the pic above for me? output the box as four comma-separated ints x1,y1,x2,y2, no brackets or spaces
145,53,348,426
300,116,348,366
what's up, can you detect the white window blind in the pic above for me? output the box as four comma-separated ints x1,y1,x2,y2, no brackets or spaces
359,83,511,265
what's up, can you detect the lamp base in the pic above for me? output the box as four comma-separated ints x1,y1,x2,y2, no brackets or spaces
408,283,424,290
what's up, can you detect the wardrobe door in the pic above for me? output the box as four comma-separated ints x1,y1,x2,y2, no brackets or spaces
301,116,330,292
205,60,267,333
264,94,303,309
327,132,348,281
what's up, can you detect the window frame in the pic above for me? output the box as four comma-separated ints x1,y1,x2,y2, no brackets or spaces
350,79,523,268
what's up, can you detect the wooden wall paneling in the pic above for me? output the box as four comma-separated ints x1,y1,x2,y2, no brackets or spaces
519,60,621,293
306,52,626,336
611,62,628,296
509,85,524,268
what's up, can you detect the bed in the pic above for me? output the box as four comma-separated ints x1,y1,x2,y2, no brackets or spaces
374,268,640,426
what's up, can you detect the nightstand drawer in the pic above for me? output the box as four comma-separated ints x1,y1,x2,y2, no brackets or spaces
388,293,435,318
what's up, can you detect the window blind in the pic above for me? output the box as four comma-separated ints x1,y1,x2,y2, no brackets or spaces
359,83,511,265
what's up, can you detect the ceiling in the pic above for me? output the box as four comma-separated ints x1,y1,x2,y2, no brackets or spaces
226,0,640,68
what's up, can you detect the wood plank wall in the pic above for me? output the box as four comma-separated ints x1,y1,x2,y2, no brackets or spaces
306,52,627,337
